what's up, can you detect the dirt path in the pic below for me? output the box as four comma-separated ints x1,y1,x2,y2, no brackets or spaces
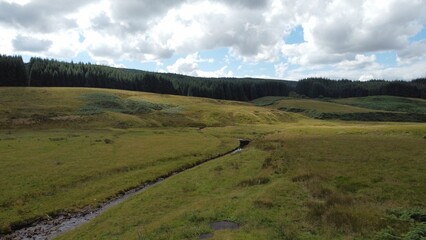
2,143,247,240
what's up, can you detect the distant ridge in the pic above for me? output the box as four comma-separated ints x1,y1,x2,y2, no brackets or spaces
0,54,425,100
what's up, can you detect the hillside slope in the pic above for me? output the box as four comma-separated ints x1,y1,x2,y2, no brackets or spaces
0,87,297,130
254,96,426,122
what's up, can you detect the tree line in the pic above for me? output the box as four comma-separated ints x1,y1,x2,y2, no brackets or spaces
1,56,293,101
0,55,28,86
0,54,425,100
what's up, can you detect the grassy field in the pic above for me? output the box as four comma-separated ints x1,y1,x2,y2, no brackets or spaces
254,96,426,122
0,88,294,129
253,97,375,113
0,87,283,233
333,96,426,113
0,128,243,232
58,123,426,240
1,87,425,239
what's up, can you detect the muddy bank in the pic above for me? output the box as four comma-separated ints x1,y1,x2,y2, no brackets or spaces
2,141,249,240
2,181,160,240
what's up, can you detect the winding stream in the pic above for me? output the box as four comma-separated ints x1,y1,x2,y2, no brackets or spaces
2,142,248,240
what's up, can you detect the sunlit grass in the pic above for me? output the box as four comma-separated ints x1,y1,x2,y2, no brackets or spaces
0,128,240,232
58,123,426,240
0,87,425,239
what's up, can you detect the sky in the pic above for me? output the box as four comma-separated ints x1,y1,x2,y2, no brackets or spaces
0,0,425,81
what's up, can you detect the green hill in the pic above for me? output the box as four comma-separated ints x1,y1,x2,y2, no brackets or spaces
254,96,426,122
333,95,426,113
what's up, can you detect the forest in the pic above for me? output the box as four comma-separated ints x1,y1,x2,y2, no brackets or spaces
1,54,425,100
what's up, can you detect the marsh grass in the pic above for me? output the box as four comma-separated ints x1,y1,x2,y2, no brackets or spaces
57,123,426,240
79,92,170,115
0,128,238,233
0,87,425,239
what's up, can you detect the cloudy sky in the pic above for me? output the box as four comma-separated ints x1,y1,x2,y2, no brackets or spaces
1,0,425,80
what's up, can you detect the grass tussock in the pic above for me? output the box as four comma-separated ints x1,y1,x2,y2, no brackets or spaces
237,177,270,187
79,92,170,115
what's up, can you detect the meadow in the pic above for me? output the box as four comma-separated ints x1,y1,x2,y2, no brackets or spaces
57,122,426,240
0,87,425,239
254,96,426,122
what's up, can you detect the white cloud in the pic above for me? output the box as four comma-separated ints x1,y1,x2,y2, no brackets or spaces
282,0,425,66
336,54,378,70
274,63,289,78
282,42,350,66
0,26,17,54
397,40,426,64
283,60,426,81
2,0,30,5
167,54,200,75
167,53,233,77
0,0,98,33
0,0,425,80
77,0,294,62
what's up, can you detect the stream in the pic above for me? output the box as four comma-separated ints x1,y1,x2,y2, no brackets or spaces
2,142,248,240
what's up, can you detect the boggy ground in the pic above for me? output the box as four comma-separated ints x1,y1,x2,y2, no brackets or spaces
0,87,425,239
0,87,286,234
57,123,426,240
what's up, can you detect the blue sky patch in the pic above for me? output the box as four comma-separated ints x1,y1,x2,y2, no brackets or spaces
285,26,304,44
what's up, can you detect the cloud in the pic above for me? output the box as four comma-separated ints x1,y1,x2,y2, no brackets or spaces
282,0,426,66
336,54,378,70
397,40,426,64
0,0,97,33
83,0,292,62
167,54,200,75
283,60,426,81
109,0,184,33
283,43,350,65
0,0,425,80
167,53,232,77
12,34,52,52
274,63,288,78
218,0,269,9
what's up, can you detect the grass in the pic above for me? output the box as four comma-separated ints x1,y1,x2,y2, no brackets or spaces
0,87,296,129
1,87,280,233
255,97,375,113
0,87,425,239
57,123,426,240
255,97,426,122
334,96,426,114
79,92,171,115
0,128,239,233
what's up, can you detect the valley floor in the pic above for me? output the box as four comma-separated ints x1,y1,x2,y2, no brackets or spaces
0,88,425,239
